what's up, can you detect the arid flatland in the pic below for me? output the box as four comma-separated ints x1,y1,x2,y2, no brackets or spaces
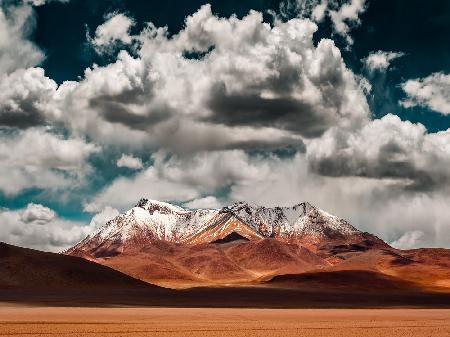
1,307,450,337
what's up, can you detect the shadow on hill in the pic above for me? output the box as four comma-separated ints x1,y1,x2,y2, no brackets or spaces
2,242,450,308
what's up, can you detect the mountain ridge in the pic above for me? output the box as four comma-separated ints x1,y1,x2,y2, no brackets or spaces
66,198,383,258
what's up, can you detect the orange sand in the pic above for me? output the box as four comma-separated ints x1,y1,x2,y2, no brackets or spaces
1,307,450,337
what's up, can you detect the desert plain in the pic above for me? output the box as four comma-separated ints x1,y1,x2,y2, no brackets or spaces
1,306,450,337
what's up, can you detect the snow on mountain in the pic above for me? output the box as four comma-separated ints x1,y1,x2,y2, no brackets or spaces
66,198,368,257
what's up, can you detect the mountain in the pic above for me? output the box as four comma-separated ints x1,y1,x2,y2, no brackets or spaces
67,199,386,258
65,199,450,291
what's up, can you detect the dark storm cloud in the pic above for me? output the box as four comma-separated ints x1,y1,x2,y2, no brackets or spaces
205,82,334,138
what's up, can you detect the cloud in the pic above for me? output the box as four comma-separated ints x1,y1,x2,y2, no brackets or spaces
0,5,369,153
0,67,57,128
24,0,70,6
89,13,135,54
0,203,89,252
279,0,367,46
401,72,450,115
86,149,274,211
184,196,222,209
0,128,99,195
391,230,425,250
363,50,405,72
328,0,367,45
0,4,44,74
20,203,56,224
42,5,369,152
87,206,119,229
116,153,143,169
307,114,450,190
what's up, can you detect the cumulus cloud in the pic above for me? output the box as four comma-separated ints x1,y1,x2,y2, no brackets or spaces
0,4,44,74
89,13,135,54
0,203,89,252
0,67,57,128
116,153,143,169
20,203,56,224
401,72,450,115
44,5,368,152
0,128,99,195
0,5,369,152
363,50,405,72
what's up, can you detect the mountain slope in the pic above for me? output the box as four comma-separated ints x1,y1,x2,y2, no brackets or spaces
0,242,156,290
83,238,328,288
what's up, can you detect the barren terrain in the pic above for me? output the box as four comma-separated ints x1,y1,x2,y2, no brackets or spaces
1,307,450,337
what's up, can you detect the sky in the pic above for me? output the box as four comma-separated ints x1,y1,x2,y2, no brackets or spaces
1,0,450,252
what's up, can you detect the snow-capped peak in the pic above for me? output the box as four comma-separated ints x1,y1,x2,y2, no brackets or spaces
66,199,363,256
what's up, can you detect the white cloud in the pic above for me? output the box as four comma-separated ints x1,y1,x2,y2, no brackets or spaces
87,206,119,229
86,149,272,211
47,5,369,152
184,196,222,209
311,1,327,21
281,0,368,46
0,5,44,74
0,204,89,252
116,153,143,169
401,72,450,115
364,50,405,72
0,128,99,195
90,13,135,54
0,67,57,127
391,230,425,250
20,203,56,224
85,166,200,212
329,0,367,45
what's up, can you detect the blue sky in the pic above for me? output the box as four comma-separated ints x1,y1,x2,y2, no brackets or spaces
1,0,450,251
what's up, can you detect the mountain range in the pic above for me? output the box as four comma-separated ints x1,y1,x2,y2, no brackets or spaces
64,199,450,290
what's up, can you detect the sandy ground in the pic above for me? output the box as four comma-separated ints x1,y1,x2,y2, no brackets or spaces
0,307,450,337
